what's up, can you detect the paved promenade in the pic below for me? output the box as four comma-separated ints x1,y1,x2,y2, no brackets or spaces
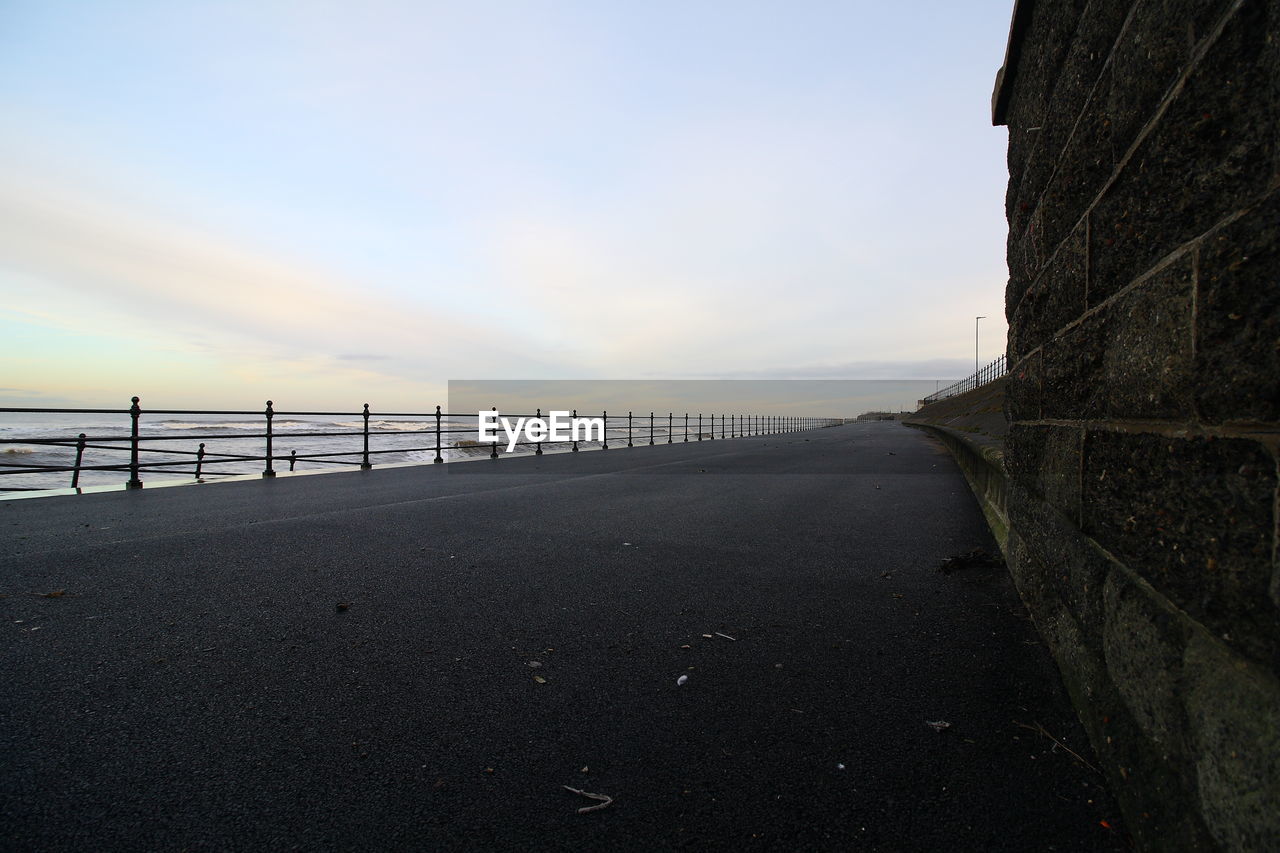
1,422,1121,851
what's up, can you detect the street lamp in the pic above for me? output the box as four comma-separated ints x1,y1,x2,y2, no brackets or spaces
975,316,986,376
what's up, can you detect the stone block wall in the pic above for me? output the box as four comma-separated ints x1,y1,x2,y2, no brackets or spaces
995,1,1278,849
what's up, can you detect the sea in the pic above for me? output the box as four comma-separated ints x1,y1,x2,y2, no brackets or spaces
0,410,679,495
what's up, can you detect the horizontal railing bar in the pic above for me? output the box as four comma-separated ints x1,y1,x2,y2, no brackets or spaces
0,407,131,415
138,409,273,416
275,410,429,417
284,459,364,466
2,463,131,474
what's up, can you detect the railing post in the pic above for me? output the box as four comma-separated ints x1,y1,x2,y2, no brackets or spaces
126,396,143,489
490,406,499,458
263,400,276,478
195,443,205,479
361,402,372,469
71,433,86,489
684,413,688,442
698,414,703,440
668,412,673,443
720,414,725,440
535,408,543,455
434,405,443,463
627,411,633,447
731,414,736,439
649,412,654,446
602,411,609,450
572,409,579,452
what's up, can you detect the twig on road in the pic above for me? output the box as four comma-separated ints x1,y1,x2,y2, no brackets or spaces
563,785,614,813
1014,720,1098,773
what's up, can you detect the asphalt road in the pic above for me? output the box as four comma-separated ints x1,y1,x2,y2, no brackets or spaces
0,421,1124,851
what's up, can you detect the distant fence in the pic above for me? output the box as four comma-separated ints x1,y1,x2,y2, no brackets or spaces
0,398,842,493
918,355,1007,406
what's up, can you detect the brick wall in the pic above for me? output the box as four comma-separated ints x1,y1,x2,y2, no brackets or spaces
995,0,1278,849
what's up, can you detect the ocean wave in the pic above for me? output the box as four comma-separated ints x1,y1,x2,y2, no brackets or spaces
334,420,435,431
2,446,38,455
154,420,315,431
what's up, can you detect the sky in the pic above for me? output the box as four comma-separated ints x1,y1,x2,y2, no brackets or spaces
0,1,1014,412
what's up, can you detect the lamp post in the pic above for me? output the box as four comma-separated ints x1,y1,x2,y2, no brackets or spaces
976,316,986,377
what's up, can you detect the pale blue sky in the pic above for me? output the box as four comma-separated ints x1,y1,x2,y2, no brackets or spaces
0,1,1013,409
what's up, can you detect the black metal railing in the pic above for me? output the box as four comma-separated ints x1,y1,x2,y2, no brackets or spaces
0,397,843,493
918,355,1008,406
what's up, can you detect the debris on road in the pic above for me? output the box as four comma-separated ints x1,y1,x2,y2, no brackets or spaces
701,634,713,639
563,785,613,814
926,720,952,732
528,661,542,668
335,602,350,612
676,674,688,686
1014,720,1098,772
533,675,547,684
938,548,1005,573
837,763,846,770
714,632,736,641
36,590,66,598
